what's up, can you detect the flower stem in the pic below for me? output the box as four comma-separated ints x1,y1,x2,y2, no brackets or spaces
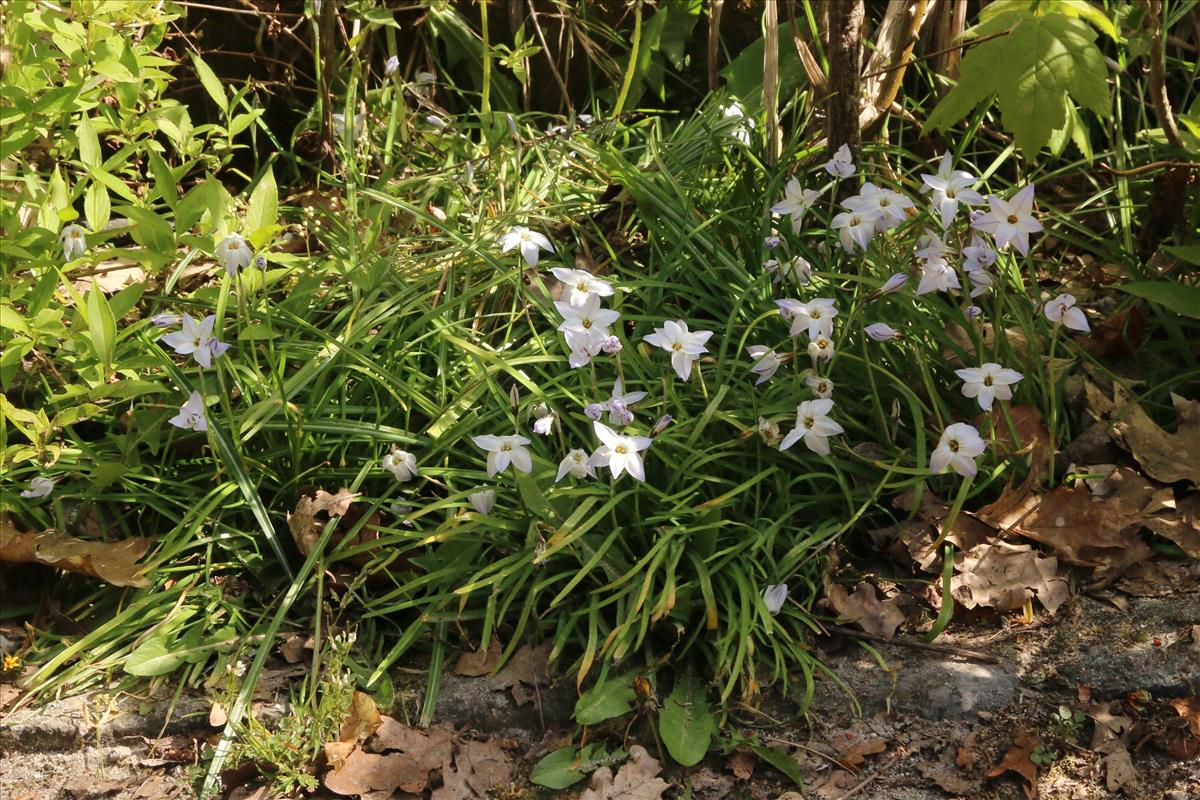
931,471,973,550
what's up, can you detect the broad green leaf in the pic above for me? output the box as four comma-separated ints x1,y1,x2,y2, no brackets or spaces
748,742,805,787
85,181,110,231
85,284,116,375
124,636,184,676
659,671,716,766
530,745,603,789
118,205,175,252
1163,245,1200,266
1054,0,1117,40
927,13,1109,157
574,674,636,725
191,54,228,115
244,164,277,239
76,115,100,167
147,151,180,209
1117,281,1200,319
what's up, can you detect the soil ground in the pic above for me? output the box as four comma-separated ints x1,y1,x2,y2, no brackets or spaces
1,589,1197,799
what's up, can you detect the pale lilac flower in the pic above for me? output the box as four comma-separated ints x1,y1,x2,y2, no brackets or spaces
965,268,993,297
60,224,88,260
955,363,1024,410
588,421,653,482
650,414,673,437
807,334,835,362
869,272,909,300
775,298,804,321
216,234,253,276
468,488,496,515
1043,293,1089,332
382,449,418,481
500,226,554,267
762,583,789,616
805,374,833,398
930,423,986,477
965,305,984,319
771,177,822,233
824,143,855,179
764,233,782,249
643,320,713,382
20,477,55,499
533,414,555,436
915,259,961,296
865,322,901,342
606,379,647,425
832,209,879,253
920,153,984,228
746,346,783,385
556,449,595,482
779,399,844,455
472,434,533,477
600,335,622,354
383,55,400,76
584,403,605,421
564,330,603,368
161,313,228,368
151,313,181,328
914,230,949,263
168,391,207,432
425,114,448,128
607,398,633,427
556,294,620,341
777,256,812,286
971,184,1042,256
962,236,997,270
786,298,838,339
551,267,614,307
846,182,913,232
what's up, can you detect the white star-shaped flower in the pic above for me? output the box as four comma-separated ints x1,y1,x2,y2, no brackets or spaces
472,434,533,477
500,226,554,267
786,298,838,339
955,363,1023,410
771,177,822,233
643,319,713,382
930,423,986,477
551,267,614,307
217,234,253,276
556,448,595,482
746,346,783,385
779,399,844,455
832,209,879,253
824,143,855,179
915,258,961,296
971,184,1043,256
920,153,984,228
588,422,652,481
1043,293,1089,332
60,224,88,260
168,391,208,432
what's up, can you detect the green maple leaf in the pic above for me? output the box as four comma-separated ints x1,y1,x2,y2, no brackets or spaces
926,12,1109,158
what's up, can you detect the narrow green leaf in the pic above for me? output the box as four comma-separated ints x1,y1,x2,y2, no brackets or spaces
191,53,228,115
244,163,277,239
85,284,116,375
76,115,100,167
124,636,185,677
84,181,110,231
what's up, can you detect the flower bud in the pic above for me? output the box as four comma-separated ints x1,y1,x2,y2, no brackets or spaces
584,403,604,421
650,414,673,437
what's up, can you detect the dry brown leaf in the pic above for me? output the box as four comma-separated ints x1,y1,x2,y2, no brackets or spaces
287,487,382,560
367,717,455,768
985,730,1040,800
454,638,503,677
1086,383,1200,485
323,690,381,769
432,739,513,800
0,520,151,587
1142,493,1200,558
727,750,755,780
825,582,905,639
1089,700,1133,749
842,737,888,769
1165,697,1200,759
577,745,669,800
488,641,552,705
917,759,977,795
1096,738,1138,793
956,732,978,768
974,405,1052,480
951,541,1070,613
280,634,309,664
814,769,855,800
208,701,227,728
73,259,147,294
324,749,420,797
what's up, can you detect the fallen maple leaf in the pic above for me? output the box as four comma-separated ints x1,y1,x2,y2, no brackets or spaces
951,541,1069,613
0,519,151,587
1097,738,1138,793
486,641,552,705
578,745,669,800
454,639,503,677
432,739,513,800
1086,383,1200,486
986,730,1040,799
825,581,905,639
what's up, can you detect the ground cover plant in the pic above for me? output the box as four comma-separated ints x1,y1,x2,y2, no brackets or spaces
1,1,1198,797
